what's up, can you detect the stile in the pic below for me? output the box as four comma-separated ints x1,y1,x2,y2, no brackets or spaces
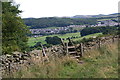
80,43,83,57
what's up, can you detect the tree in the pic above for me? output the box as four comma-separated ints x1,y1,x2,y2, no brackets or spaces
73,30,78,33
81,27,100,37
45,36,62,45
59,31,66,34
2,2,30,54
80,26,117,37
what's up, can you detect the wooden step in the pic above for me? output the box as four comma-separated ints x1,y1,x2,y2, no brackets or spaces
68,46,75,49
71,56,80,58
69,51,77,54
74,56,80,58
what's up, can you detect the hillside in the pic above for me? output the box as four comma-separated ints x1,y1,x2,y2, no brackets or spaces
23,17,97,29
23,13,118,29
2,1,119,78
72,13,119,18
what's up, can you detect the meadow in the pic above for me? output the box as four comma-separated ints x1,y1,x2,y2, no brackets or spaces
28,32,102,47
28,32,80,46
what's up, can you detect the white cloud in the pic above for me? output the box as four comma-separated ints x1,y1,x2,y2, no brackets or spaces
14,0,119,18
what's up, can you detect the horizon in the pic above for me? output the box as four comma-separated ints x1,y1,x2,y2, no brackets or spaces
22,13,118,19
14,0,119,18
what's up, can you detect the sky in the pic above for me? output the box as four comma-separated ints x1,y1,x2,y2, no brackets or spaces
14,0,120,18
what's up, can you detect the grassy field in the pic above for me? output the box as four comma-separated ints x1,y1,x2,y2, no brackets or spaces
5,42,118,78
72,33,102,42
97,18,117,21
28,32,102,47
28,32,81,46
72,27,85,31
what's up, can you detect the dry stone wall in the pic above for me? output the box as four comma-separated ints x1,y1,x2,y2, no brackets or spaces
0,35,119,76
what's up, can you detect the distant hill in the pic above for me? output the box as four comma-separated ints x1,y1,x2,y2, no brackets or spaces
23,13,118,29
72,13,119,18
23,17,97,29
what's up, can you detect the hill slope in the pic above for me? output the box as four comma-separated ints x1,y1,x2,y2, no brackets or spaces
23,17,97,29
23,13,118,29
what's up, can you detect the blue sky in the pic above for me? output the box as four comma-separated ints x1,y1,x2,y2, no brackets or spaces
14,0,119,18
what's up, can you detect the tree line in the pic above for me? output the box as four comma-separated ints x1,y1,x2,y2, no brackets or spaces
81,26,118,37
23,17,97,29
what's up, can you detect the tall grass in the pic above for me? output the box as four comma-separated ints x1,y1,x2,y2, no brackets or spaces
73,42,118,78
3,42,118,78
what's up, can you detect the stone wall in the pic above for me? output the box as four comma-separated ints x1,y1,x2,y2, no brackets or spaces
0,35,119,76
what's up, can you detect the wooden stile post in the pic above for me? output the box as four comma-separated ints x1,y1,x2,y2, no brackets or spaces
40,43,49,62
112,36,115,43
68,38,74,46
8,63,11,75
66,43,69,54
80,43,83,57
40,43,46,57
98,38,101,48
60,38,65,47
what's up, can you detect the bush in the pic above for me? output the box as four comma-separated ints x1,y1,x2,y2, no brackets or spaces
45,36,62,45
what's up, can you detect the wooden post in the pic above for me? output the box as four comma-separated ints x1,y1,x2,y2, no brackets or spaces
98,38,101,48
80,43,83,57
40,43,46,57
112,36,115,43
68,38,74,46
8,63,11,74
40,43,49,62
66,43,69,54
60,38,65,47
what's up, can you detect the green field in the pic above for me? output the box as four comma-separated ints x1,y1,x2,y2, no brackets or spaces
72,27,85,31
28,32,80,46
97,18,117,21
28,32,102,47
72,33,102,42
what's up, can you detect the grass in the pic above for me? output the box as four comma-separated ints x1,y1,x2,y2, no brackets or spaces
72,33,102,42
28,32,81,46
71,42,118,78
4,42,118,78
72,27,85,31
28,32,102,47
97,18,117,21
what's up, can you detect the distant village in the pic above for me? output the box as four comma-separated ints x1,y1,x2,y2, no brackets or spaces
30,19,118,37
